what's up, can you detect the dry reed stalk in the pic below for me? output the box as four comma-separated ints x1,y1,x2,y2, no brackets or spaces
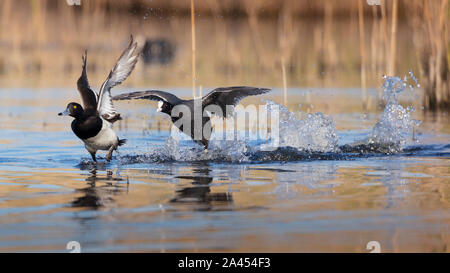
323,1,337,85
1,0,12,29
437,0,449,106
358,0,367,110
278,4,294,106
370,6,377,76
388,0,398,76
245,0,270,70
417,0,450,110
445,1,450,86
370,5,384,99
380,0,389,74
281,56,287,105
206,0,233,82
191,0,197,98
374,4,385,98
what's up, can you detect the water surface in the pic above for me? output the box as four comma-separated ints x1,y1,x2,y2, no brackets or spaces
0,84,449,252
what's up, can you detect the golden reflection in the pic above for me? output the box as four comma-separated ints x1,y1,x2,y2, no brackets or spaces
0,156,448,252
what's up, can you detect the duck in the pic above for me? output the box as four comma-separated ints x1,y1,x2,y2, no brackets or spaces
112,86,270,149
58,35,142,162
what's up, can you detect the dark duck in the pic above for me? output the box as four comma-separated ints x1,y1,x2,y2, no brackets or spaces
112,86,271,149
59,36,142,162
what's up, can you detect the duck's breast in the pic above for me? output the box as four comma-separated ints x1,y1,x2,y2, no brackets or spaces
83,118,118,151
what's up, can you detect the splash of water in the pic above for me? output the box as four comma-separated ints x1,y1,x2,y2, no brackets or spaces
265,101,339,153
119,72,421,163
160,133,250,162
126,100,340,163
365,74,420,152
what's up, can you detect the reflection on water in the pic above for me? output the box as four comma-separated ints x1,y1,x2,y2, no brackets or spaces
170,164,234,211
71,170,127,210
0,88,449,252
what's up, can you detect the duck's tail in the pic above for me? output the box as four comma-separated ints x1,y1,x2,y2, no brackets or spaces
118,139,127,146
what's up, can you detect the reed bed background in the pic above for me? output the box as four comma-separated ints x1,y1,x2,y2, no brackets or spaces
0,0,448,110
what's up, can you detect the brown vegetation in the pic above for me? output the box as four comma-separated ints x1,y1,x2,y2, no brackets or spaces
0,0,448,110
404,0,449,111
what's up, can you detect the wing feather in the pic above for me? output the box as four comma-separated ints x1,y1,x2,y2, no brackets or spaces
76,51,97,111
202,86,271,117
97,35,142,123
113,90,182,105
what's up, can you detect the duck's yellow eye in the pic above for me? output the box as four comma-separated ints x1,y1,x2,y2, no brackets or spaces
73,105,77,109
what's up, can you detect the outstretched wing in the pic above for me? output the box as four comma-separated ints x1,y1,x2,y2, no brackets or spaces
97,35,142,123
77,51,97,111
113,90,182,105
202,86,271,117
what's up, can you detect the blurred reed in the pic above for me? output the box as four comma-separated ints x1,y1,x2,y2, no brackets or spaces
190,0,197,99
404,0,449,111
0,0,447,110
358,0,367,110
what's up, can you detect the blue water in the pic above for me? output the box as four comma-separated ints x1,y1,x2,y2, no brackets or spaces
0,86,449,252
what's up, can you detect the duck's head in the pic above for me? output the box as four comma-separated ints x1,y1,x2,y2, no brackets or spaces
58,102,83,118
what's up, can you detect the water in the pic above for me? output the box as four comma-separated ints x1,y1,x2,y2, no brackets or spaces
0,77,449,252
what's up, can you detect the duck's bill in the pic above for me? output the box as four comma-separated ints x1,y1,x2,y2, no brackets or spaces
58,109,69,116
